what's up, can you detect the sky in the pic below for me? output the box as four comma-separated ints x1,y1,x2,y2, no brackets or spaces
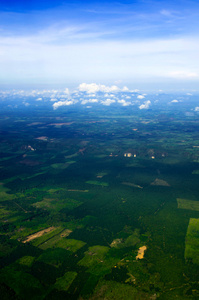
1,0,199,91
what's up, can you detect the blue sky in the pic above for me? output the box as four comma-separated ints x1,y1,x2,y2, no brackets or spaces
1,0,199,90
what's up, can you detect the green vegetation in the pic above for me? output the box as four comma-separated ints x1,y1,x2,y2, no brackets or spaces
78,246,110,268
32,197,82,211
185,218,199,264
111,229,140,249
55,238,86,252
37,248,70,268
31,227,68,247
16,256,35,267
0,185,15,201
177,198,199,211
1,105,199,298
0,265,45,299
88,280,151,300
54,271,77,291
192,170,199,174
86,180,109,186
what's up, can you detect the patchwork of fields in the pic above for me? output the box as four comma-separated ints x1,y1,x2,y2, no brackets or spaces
0,105,199,299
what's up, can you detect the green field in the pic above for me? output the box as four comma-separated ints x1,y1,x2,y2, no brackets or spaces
177,198,199,211
185,218,199,264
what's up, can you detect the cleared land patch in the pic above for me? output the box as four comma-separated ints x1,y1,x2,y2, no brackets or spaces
185,218,199,264
39,236,84,252
150,178,170,186
122,182,143,189
32,228,72,249
136,246,147,260
177,198,199,211
22,227,56,243
32,197,82,212
96,172,108,178
110,230,140,249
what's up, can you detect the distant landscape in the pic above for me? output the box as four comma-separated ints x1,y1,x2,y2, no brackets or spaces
0,89,199,299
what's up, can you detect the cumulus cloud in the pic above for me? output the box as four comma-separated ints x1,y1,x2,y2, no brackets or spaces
194,107,199,111
122,86,129,91
139,100,151,109
36,97,42,101
101,99,116,106
64,88,70,94
78,83,127,94
81,98,98,105
171,99,179,103
53,100,75,109
117,99,131,106
137,95,145,99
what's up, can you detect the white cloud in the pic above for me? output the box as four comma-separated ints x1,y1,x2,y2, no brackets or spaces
122,86,129,91
64,88,70,94
78,83,121,94
168,71,199,79
50,98,57,102
78,83,130,94
171,99,179,103
139,100,151,109
53,100,75,109
118,99,131,106
101,99,116,106
194,107,199,111
137,95,145,99
36,97,42,101
81,98,98,105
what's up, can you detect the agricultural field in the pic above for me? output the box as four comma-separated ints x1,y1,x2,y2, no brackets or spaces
0,100,199,299
185,219,199,265
177,198,199,211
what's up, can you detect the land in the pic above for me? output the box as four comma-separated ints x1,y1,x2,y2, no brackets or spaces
185,219,199,265
22,227,56,243
177,198,199,211
0,96,199,299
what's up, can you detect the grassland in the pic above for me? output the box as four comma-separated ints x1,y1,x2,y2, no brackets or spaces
177,198,199,211
185,218,199,265
54,271,77,291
